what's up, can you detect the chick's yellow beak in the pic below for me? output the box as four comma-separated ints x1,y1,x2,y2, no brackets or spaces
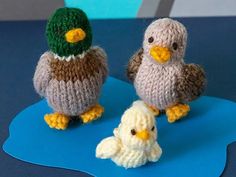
65,28,86,43
136,130,150,141
150,46,171,64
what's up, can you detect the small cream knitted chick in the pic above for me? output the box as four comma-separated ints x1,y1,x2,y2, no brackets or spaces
96,101,162,168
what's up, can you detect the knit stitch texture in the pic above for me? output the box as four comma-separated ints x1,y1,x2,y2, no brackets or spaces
127,18,206,110
34,7,108,126
33,47,108,116
96,101,162,168
46,8,92,57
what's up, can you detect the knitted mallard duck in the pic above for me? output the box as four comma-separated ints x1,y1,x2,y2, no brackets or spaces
127,18,206,123
96,101,162,168
33,8,108,130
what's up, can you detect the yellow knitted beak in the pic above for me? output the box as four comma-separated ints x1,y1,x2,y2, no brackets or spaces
150,46,171,64
136,130,150,141
65,28,86,43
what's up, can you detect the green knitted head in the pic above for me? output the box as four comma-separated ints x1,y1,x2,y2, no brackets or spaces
46,7,92,57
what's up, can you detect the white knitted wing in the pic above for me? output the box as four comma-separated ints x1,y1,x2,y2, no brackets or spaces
148,142,162,162
96,137,120,159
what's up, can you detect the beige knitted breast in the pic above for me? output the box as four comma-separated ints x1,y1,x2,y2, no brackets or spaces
134,57,183,109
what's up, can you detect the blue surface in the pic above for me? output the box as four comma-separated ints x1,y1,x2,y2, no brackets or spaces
65,0,142,19
3,77,236,177
1,18,236,177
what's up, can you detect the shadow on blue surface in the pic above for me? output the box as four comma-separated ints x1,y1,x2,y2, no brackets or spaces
3,77,236,177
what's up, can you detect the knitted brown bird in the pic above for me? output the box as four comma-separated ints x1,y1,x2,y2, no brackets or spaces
127,18,206,123
33,8,108,130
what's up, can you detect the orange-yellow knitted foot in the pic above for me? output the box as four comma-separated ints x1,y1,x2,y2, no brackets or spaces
80,104,104,123
44,113,70,130
145,104,160,116
166,104,190,123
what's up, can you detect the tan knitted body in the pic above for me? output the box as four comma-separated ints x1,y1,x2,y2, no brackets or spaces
135,56,183,110
33,46,108,116
127,18,206,113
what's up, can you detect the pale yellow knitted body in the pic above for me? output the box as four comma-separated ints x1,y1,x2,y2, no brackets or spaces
96,101,162,168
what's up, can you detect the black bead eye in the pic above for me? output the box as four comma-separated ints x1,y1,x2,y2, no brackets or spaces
148,37,154,43
131,129,136,135
151,126,155,131
172,42,178,50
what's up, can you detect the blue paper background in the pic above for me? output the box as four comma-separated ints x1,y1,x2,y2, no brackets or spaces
65,0,142,19
3,77,236,177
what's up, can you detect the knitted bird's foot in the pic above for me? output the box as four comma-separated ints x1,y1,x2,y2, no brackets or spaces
145,104,160,116
166,104,190,123
44,113,70,130
80,104,104,123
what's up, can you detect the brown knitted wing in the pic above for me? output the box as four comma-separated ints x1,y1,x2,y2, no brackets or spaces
126,48,144,82
91,46,108,83
176,64,206,102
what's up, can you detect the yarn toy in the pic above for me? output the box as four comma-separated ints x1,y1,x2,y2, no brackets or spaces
127,18,206,123
33,7,108,130
96,101,162,168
